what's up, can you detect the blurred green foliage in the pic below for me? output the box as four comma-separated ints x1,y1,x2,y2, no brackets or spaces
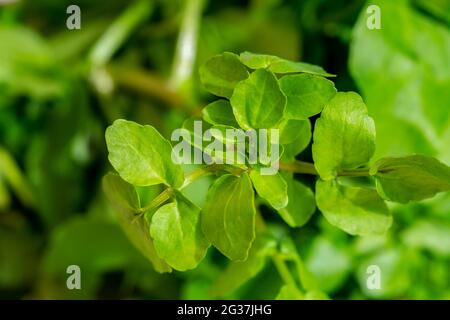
0,0,448,299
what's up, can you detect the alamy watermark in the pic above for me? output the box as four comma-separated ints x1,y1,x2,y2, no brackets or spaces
366,5,381,30
66,265,81,290
171,121,280,175
366,264,381,290
66,5,81,30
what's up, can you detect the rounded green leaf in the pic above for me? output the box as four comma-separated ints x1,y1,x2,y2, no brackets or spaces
240,51,335,77
312,92,376,180
102,173,171,273
316,179,392,236
279,119,310,145
249,170,288,210
201,173,256,261
280,120,312,163
370,155,450,203
277,174,316,227
105,119,184,188
230,69,286,129
202,99,239,127
211,234,276,297
150,192,210,271
279,74,336,120
199,52,249,98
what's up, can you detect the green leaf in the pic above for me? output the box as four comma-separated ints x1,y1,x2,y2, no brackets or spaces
0,147,35,208
279,119,310,145
211,234,276,297
401,220,450,257
277,174,315,228
239,51,334,77
0,26,63,98
279,74,336,120
350,0,450,162
370,155,450,203
105,119,184,188
150,192,210,271
230,69,286,129
201,173,256,261
280,120,312,163
249,170,288,210
276,284,304,300
202,99,239,127
199,52,249,98
102,173,171,273
315,180,392,236
278,237,322,292
305,236,351,293
312,92,376,180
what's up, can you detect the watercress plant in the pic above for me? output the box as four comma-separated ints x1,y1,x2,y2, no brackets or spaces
103,52,450,297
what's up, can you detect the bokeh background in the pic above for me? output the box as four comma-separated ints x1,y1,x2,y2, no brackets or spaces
0,0,449,299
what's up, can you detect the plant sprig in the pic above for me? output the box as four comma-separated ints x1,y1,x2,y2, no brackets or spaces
103,52,450,293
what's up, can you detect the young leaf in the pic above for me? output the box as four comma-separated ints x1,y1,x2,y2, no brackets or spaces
280,121,312,163
239,51,334,77
230,69,286,129
150,192,210,271
277,174,315,228
312,92,376,180
370,155,450,203
201,173,256,261
199,52,249,98
315,179,392,236
211,234,276,297
105,119,184,188
249,170,288,210
279,119,310,145
102,173,171,273
202,99,239,127
279,74,336,119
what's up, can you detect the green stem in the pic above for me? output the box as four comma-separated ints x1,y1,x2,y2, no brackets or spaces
279,161,318,175
280,160,371,177
89,0,153,67
133,160,370,219
271,254,304,297
134,164,230,217
133,188,174,222
169,0,204,90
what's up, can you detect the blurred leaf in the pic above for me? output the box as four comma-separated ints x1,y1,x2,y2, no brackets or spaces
88,0,154,67
276,284,303,300
370,155,450,203
211,234,276,297
199,52,249,99
316,180,392,236
350,0,450,162
401,220,450,257
0,147,34,208
0,26,62,98
102,173,171,273
306,236,351,293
